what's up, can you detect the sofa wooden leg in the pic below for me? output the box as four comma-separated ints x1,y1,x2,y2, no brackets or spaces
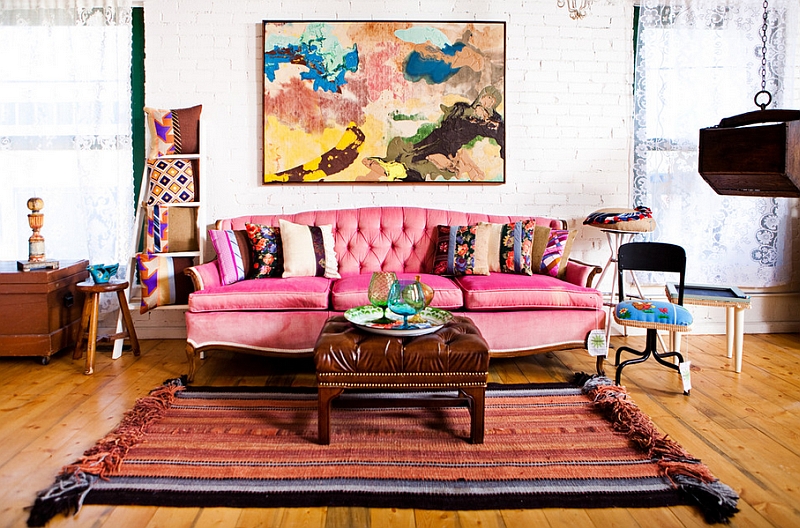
185,342,198,383
596,355,606,376
317,386,344,445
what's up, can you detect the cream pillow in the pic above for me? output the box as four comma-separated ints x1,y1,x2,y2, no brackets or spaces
278,219,340,278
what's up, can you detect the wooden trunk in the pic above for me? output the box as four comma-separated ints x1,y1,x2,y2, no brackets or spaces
698,109,800,197
0,259,89,362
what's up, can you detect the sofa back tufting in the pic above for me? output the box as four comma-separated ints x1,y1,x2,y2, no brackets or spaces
217,206,565,277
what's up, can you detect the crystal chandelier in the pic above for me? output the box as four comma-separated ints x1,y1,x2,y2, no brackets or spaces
558,0,593,19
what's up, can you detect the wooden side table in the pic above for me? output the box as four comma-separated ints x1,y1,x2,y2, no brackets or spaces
0,259,88,364
73,280,140,375
666,283,751,373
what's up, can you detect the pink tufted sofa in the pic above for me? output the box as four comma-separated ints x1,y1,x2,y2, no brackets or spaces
183,207,605,381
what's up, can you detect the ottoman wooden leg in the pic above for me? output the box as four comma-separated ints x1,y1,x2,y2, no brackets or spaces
460,386,486,444
318,386,344,445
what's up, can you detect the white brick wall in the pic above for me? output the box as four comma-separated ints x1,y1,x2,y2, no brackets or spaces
133,0,800,339
143,0,635,266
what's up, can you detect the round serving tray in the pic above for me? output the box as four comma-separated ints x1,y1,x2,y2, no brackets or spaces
344,305,454,337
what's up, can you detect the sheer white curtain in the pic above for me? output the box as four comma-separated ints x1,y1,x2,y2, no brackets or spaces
633,0,798,287
0,0,134,274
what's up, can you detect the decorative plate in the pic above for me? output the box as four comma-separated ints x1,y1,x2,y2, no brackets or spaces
344,306,454,337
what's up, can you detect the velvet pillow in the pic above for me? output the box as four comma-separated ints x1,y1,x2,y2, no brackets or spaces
136,253,194,314
279,219,340,279
536,228,577,278
432,224,490,276
209,229,252,285
245,223,284,278
480,219,537,275
145,158,195,205
144,104,203,158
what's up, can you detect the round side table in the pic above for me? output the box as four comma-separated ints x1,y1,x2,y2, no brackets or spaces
72,280,140,375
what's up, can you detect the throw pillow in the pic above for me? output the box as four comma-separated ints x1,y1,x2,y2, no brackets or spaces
145,204,169,253
245,223,284,278
583,206,656,232
432,224,490,276
279,219,340,279
144,104,203,158
145,158,195,205
136,253,194,314
209,229,252,285
539,229,576,277
480,219,537,275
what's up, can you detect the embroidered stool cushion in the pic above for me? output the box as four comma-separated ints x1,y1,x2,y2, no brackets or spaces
614,300,693,332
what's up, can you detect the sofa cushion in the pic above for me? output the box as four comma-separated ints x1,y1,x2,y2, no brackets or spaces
245,223,284,278
481,219,537,275
331,273,464,311
188,276,332,312
454,273,602,311
432,224,490,276
279,219,340,279
539,229,575,278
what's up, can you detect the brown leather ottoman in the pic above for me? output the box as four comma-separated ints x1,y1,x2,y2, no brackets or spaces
314,315,489,445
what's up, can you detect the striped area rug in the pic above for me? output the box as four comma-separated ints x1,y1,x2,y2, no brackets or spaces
28,377,738,526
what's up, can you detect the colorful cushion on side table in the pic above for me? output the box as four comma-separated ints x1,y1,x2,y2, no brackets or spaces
145,158,195,205
144,104,203,158
615,299,693,331
245,223,283,278
583,206,656,232
278,219,340,279
480,219,537,275
209,229,252,285
432,224,490,276
136,253,194,314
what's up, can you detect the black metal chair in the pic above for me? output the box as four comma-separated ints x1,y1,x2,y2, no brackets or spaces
612,242,693,393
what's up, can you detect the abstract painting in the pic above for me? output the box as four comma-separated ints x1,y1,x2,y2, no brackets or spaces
262,21,506,184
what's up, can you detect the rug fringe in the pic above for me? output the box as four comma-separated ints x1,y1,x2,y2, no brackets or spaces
26,378,185,527
578,374,739,524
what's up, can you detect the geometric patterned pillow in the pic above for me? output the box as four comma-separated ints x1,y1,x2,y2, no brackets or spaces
209,229,251,285
146,158,195,205
539,229,575,278
145,204,169,253
144,105,203,158
432,224,490,276
135,253,194,314
245,223,284,278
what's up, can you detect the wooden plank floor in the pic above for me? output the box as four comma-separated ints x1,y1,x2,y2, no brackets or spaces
2,333,800,528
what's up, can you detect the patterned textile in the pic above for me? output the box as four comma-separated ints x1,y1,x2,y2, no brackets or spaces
279,219,340,278
146,158,195,205
615,300,693,330
244,223,283,278
480,220,536,275
209,230,249,285
432,224,489,276
583,206,656,232
540,229,571,277
135,253,194,314
145,205,169,253
144,105,203,158
27,379,739,525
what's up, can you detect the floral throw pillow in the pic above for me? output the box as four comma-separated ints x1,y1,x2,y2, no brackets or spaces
432,224,490,276
480,220,537,275
245,223,283,278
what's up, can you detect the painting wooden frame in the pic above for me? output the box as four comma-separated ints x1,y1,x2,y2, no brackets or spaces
262,20,506,184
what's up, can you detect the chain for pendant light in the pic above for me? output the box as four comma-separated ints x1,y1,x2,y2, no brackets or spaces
755,0,772,110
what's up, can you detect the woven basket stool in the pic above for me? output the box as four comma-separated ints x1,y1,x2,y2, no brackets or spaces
314,315,489,445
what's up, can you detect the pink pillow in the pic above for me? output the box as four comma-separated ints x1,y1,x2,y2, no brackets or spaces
209,229,251,285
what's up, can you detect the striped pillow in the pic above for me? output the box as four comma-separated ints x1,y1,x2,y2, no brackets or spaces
209,229,251,284
539,229,576,278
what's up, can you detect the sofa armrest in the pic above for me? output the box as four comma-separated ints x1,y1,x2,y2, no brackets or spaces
564,259,602,289
184,260,221,291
